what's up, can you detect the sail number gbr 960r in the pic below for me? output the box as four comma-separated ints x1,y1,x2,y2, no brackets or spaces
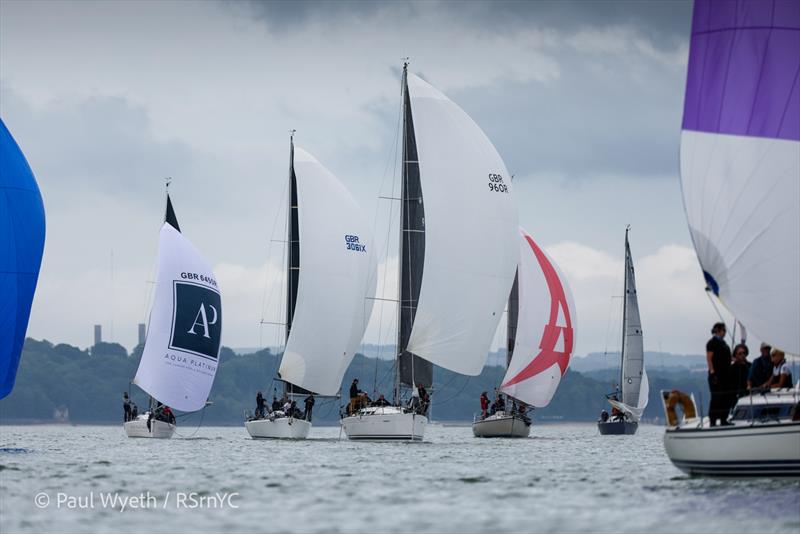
488,173,508,193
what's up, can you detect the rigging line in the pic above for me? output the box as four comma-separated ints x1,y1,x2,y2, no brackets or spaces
172,405,207,439
431,375,472,406
372,71,405,384
704,290,728,326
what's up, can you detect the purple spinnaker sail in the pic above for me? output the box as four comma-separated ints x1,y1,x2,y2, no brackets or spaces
680,0,800,354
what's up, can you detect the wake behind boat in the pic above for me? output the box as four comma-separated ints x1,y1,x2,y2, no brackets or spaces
597,228,648,436
661,0,800,476
341,62,518,441
246,134,374,440
473,228,576,438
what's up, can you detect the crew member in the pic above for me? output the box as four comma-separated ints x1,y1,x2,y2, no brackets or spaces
479,392,490,419
706,322,732,426
256,391,267,419
304,394,315,421
123,392,131,422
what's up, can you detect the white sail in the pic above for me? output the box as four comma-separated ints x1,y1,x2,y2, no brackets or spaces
134,220,223,412
277,147,376,396
501,228,576,407
404,73,519,376
620,231,646,413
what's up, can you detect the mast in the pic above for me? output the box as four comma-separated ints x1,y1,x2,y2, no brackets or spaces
619,226,629,398
395,61,430,402
285,130,300,397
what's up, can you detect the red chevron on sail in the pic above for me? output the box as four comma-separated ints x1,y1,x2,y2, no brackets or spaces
501,235,573,388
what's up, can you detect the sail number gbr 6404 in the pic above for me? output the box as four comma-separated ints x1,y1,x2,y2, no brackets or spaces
488,173,509,193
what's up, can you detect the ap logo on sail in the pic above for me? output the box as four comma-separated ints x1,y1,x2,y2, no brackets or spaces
169,281,222,360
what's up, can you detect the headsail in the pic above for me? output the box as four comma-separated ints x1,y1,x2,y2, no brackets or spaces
680,0,800,354
615,229,647,419
277,147,376,396
402,72,519,377
0,119,46,399
133,196,223,411
500,229,575,408
398,70,430,388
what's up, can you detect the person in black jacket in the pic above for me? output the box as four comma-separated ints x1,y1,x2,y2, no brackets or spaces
349,379,361,414
304,394,315,421
706,322,733,426
255,391,267,419
730,344,751,399
123,392,132,422
271,396,281,412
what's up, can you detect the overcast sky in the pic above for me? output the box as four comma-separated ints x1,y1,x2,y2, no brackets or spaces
1,0,740,358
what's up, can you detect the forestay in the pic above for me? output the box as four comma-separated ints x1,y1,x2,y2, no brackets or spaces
405,73,518,376
501,229,575,407
134,198,223,412
0,119,46,399
278,147,376,396
680,0,800,354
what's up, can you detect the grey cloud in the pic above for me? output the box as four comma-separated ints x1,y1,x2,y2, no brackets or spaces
0,87,194,203
232,0,692,49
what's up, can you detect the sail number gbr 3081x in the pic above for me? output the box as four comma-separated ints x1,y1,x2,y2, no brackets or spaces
488,173,509,193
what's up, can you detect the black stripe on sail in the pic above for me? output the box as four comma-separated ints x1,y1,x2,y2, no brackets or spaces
286,141,300,340
165,194,181,232
398,68,431,389
506,270,519,367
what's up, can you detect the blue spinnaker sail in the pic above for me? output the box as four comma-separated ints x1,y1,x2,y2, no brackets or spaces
0,118,46,399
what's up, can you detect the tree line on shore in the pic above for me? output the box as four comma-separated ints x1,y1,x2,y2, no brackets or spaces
0,338,708,425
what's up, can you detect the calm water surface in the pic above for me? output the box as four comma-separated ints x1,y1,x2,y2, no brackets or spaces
1,423,798,533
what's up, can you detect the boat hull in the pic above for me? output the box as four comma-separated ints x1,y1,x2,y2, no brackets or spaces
245,417,311,439
597,420,638,435
472,413,531,438
123,416,175,439
663,422,800,477
341,406,426,441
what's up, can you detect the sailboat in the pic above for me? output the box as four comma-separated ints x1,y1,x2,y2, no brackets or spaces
124,190,223,438
341,63,518,441
473,228,576,438
0,119,46,400
661,0,800,476
245,134,375,439
598,228,648,435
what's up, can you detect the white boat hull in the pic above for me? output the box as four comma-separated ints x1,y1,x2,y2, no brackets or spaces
245,417,311,439
123,415,175,439
664,422,800,476
341,406,427,441
472,413,531,438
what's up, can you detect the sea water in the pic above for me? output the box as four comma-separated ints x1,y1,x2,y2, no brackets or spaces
0,424,797,533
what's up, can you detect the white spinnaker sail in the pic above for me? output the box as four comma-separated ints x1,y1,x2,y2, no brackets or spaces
679,0,800,355
405,73,519,376
501,229,576,407
620,232,646,411
134,223,223,412
278,147,376,396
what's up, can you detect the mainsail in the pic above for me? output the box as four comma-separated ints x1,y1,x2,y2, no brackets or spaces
612,229,648,420
133,195,223,412
500,228,575,407
0,119,46,399
277,146,376,396
680,0,800,354
397,69,519,383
